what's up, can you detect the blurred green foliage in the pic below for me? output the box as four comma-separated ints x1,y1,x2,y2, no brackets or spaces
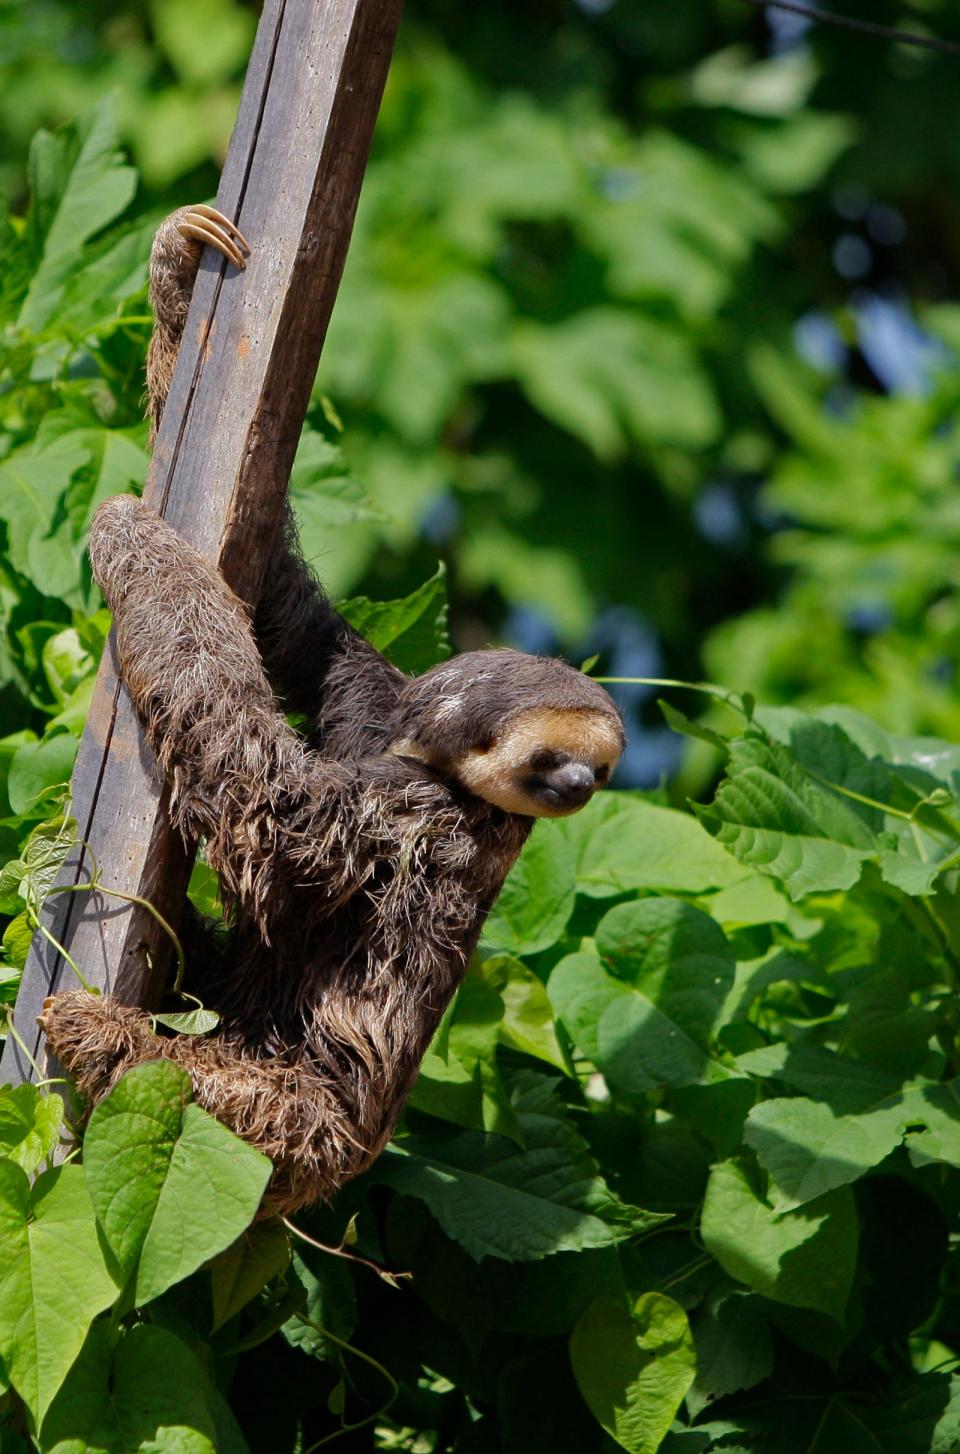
5,0,960,769
2,2,960,1451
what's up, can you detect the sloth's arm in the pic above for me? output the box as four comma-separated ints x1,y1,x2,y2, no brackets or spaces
89,494,362,930
145,206,403,739
145,204,249,439
254,509,405,734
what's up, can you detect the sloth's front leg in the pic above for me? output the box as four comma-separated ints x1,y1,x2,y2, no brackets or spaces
147,204,250,436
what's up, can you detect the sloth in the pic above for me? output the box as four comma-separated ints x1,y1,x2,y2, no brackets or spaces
40,206,625,1214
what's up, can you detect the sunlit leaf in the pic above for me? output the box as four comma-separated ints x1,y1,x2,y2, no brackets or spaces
701,1159,857,1321
41,1323,224,1454
83,1060,271,1305
340,564,450,674
570,1294,695,1454
0,1083,63,1173
0,1162,118,1426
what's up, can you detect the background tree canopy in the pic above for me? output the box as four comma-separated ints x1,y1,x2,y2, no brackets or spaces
4,2,960,1452
4,0,960,784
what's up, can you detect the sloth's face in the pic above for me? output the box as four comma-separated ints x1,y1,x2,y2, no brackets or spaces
453,706,623,818
390,650,625,818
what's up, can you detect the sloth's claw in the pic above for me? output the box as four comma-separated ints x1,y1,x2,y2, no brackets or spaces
176,204,251,272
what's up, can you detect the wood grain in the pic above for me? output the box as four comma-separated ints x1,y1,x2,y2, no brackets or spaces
1,0,403,1085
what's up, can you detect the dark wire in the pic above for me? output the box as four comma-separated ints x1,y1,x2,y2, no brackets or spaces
739,0,960,58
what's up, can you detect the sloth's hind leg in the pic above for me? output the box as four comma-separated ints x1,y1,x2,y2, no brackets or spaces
40,990,362,1214
147,204,250,436
39,990,165,1103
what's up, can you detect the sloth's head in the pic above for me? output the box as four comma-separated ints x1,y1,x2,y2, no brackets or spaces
390,649,625,818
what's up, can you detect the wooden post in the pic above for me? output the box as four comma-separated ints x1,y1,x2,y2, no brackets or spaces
1,0,403,1086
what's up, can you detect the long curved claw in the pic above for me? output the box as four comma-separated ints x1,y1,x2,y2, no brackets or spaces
176,205,251,271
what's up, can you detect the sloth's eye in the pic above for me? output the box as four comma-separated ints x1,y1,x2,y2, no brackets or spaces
529,749,563,773
594,764,610,784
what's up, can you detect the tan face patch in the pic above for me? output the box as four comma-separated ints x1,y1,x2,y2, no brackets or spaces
454,707,624,818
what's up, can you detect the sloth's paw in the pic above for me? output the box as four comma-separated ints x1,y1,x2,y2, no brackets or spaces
174,203,251,272
40,990,159,1097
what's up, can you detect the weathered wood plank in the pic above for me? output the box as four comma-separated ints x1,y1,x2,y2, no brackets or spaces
1,0,403,1085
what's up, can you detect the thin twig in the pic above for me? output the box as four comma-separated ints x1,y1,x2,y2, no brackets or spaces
282,1215,411,1289
50,880,187,991
739,0,960,58
3,1012,46,1081
296,1313,399,1451
32,917,94,994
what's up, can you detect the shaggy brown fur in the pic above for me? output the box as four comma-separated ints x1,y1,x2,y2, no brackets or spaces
40,208,625,1214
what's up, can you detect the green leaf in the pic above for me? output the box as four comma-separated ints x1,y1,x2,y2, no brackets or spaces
409,976,522,1139
0,437,90,607
186,853,223,922
696,734,875,900
49,224,153,342
744,1081,960,1209
560,795,744,899
700,1159,857,1320
151,1008,221,1035
0,861,27,914
582,130,777,322
2,912,33,970
569,1294,695,1454
739,112,858,196
459,526,594,640
210,1217,291,1332
0,417,145,615
41,627,95,708
864,1373,960,1454
690,46,817,116
483,827,576,955
7,736,77,818
0,1084,63,1173
736,1043,903,1112
704,709,960,899
374,1072,664,1262
41,1323,224,1454
148,0,255,87
56,424,148,541
0,965,22,1005
14,814,78,912
339,563,451,674
687,1293,773,1418
659,697,730,752
0,1161,118,1426
549,899,735,1092
876,850,943,897
290,428,386,529
548,951,625,1067
480,953,568,1071
324,265,510,445
82,1060,272,1305
408,1040,484,1134
512,308,721,459
702,873,795,928
20,100,137,333
281,1249,357,1363
718,1374,960,1454
227,1281,306,1356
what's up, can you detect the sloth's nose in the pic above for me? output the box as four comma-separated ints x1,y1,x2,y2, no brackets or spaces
550,762,595,806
